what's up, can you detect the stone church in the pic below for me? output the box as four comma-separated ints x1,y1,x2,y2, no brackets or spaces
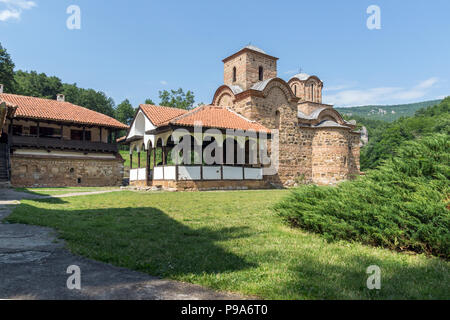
212,45,361,186
123,45,360,189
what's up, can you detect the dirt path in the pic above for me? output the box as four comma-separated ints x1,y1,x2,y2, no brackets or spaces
0,188,243,300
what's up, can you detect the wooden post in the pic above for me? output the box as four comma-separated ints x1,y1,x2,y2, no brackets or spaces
60,125,64,140
99,127,102,142
83,126,86,142
130,153,133,170
138,151,141,168
146,150,150,183
162,146,166,165
36,121,40,138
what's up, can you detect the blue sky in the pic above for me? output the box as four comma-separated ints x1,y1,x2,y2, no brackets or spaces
1,0,449,108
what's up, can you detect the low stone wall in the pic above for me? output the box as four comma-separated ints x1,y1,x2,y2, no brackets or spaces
10,154,124,187
132,179,271,191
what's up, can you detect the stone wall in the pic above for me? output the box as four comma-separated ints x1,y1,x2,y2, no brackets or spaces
223,79,360,187
144,179,270,192
224,51,277,90
10,154,124,187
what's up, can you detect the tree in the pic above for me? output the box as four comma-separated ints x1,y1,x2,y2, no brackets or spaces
144,98,155,105
116,99,136,125
0,43,16,93
15,70,63,99
159,88,195,110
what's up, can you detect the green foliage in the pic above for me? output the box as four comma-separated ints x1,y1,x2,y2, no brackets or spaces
14,70,63,99
0,43,16,93
144,98,155,105
12,71,116,118
336,99,442,122
360,97,450,170
115,99,136,125
275,134,450,259
159,88,195,110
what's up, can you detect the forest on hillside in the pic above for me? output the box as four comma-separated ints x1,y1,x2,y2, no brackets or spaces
336,100,442,122
349,97,450,170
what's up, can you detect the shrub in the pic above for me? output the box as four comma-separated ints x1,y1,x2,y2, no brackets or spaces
275,134,450,259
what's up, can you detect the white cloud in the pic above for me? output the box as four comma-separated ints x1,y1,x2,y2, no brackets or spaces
160,80,168,85
323,77,440,107
0,0,36,22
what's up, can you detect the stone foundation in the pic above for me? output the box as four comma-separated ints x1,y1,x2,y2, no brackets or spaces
10,154,124,187
131,179,271,191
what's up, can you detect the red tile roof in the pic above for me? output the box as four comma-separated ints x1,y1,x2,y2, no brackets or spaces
0,93,128,129
140,104,188,126
168,105,270,133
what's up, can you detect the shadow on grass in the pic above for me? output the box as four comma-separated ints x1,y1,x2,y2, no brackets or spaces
281,251,449,299
7,202,256,278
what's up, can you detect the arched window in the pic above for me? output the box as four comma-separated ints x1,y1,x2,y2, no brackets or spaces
232,67,237,82
258,66,264,81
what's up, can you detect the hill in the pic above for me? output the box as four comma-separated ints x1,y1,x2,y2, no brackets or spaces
336,100,442,122
359,97,449,170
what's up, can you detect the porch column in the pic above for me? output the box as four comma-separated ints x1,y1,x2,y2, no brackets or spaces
138,150,141,168
153,147,156,168
60,125,64,140
146,149,151,183
99,127,103,142
82,126,86,142
130,152,133,170
36,121,40,138
162,146,166,165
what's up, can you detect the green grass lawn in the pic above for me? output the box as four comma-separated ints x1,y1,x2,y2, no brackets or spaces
6,190,449,299
15,187,119,196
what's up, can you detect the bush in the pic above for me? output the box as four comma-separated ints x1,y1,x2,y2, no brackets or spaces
275,134,450,259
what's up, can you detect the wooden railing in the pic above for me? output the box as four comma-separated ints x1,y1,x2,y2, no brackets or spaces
11,136,118,153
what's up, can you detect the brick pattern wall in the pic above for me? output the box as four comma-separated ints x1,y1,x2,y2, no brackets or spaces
224,51,277,90
11,154,124,187
221,79,360,187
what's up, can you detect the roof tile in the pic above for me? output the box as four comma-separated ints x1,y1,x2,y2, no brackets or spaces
0,93,128,129
169,105,270,133
139,104,188,126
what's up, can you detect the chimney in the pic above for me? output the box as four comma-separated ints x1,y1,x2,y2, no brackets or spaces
57,94,65,102
0,84,4,94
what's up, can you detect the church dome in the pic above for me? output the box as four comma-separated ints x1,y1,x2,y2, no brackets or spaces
291,73,311,81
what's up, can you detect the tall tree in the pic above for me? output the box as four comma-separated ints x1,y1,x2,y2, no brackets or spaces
0,43,16,93
15,70,63,99
159,88,195,110
116,99,136,125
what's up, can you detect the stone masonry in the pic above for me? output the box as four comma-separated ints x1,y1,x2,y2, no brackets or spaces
213,46,360,186
10,154,124,187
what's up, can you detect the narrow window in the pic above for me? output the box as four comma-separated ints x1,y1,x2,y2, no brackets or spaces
275,110,281,129
311,84,314,101
258,66,264,81
293,85,297,96
232,67,237,82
